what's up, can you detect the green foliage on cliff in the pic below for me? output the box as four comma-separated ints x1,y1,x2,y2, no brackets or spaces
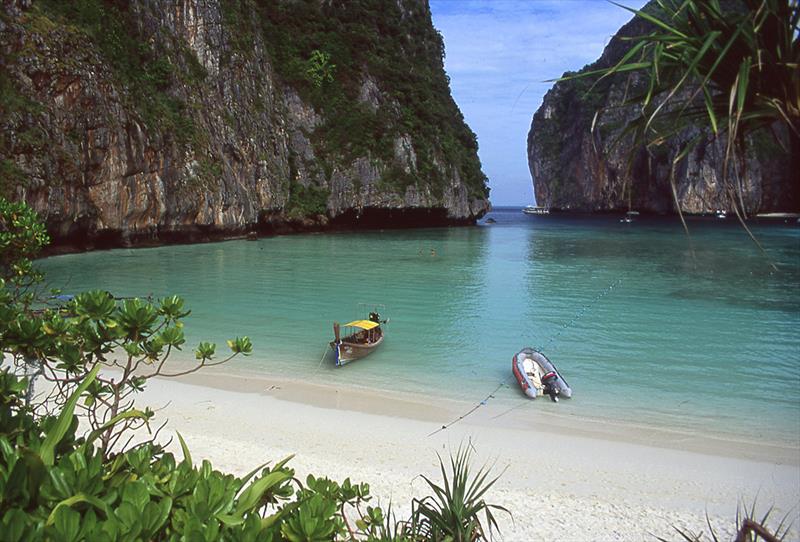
306,50,336,89
34,0,199,146
0,68,42,194
223,0,489,200
286,181,330,219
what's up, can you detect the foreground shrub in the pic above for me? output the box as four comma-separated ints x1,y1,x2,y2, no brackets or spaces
0,368,391,541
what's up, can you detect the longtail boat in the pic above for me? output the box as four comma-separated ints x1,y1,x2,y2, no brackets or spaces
331,311,386,367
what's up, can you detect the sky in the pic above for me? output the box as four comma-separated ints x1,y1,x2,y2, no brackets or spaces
429,0,646,206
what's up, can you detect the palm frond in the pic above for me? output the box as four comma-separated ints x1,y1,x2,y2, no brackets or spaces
556,0,797,234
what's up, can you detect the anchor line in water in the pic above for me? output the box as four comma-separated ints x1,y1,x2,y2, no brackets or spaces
315,344,331,373
427,379,512,437
538,278,622,354
428,279,624,437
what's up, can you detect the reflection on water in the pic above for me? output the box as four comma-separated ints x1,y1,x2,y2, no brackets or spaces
36,209,800,447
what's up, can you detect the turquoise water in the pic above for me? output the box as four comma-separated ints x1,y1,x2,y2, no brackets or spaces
36,208,800,447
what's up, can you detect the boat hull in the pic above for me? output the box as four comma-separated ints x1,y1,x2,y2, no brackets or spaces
512,347,572,400
330,333,384,366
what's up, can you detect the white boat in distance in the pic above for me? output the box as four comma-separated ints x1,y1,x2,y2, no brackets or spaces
523,205,549,215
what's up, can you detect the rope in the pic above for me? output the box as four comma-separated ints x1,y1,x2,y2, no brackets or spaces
427,279,623,437
427,379,511,437
490,398,532,420
538,278,622,354
315,345,331,373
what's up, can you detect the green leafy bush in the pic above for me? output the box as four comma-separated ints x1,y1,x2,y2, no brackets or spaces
0,198,50,287
0,368,386,541
306,50,336,89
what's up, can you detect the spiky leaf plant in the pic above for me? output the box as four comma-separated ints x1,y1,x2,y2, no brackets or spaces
562,0,799,258
655,500,795,541
411,445,509,542
593,0,799,140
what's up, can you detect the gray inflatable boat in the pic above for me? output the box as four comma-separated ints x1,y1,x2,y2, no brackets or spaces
512,347,572,402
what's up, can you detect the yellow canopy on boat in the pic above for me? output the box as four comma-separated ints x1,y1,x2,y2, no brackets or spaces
343,320,380,330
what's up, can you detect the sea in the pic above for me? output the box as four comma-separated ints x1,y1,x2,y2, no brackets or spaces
36,207,800,450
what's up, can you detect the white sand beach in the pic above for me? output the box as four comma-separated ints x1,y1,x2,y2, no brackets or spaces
132,368,800,542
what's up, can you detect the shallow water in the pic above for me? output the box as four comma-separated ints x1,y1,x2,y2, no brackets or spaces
37,208,800,448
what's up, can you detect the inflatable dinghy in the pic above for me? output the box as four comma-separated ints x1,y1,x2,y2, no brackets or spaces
512,347,572,402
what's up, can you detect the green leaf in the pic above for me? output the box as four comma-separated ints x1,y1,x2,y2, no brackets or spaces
235,469,293,516
141,498,172,536
82,409,150,449
52,506,81,542
41,365,100,466
1,508,28,542
158,295,190,320
159,325,185,348
176,432,192,467
736,57,751,115
46,493,111,526
611,1,688,38
122,480,151,509
702,86,719,133
114,501,141,531
195,341,216,360
217,513,246,526
227,336,253,355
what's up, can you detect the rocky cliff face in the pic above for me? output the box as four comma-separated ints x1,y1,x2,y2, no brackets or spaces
0,0,489,249
527,10,797,214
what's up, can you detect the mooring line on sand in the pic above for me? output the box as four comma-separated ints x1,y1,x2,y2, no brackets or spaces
427,379,512,437
490,399,532,420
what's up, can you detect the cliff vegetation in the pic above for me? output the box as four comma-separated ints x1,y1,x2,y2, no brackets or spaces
0,0,489,249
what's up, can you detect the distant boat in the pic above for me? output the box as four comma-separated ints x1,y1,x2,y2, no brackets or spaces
512,347,572,402
620,210,639,223
523,205,549,215
331,310,387,366
715,209,727,219
756,212,800,219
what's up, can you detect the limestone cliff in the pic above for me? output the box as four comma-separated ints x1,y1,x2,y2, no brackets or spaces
0,0,489,249
527,9,797,214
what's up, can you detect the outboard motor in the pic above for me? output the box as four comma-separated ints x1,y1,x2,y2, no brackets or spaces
369,311,388,324
542,372,560,402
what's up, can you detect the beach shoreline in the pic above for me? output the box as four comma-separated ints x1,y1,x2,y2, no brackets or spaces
131,368,800,542
168,362,800,466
